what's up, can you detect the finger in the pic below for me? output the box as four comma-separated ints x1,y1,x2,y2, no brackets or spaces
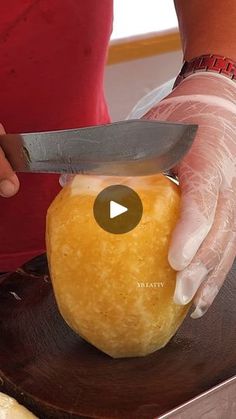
59,174,75,187
173,189,235,305
191,235,236,319
0,124,19,197
168,161,221,271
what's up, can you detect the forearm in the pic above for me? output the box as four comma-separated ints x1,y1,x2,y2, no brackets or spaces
174,0,236,61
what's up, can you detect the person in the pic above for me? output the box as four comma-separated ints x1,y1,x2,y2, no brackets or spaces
0,1,235,319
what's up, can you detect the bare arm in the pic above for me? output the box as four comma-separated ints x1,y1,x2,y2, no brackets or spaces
174,0,236,61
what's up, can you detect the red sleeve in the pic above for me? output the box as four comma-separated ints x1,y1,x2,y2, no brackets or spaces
0,0,113,271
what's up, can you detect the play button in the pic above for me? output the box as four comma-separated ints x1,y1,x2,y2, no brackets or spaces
93,185,143,234
110,201,128,219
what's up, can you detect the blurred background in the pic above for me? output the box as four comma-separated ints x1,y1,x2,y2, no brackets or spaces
105,0,182,120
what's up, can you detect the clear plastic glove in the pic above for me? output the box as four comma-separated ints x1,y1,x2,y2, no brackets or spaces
143,72,236,318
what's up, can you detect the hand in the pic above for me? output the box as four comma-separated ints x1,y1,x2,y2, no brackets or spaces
143,73,236,318
0,123,19,197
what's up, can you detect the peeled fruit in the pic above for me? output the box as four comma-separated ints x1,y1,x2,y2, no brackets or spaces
0,392,37,418
46,174,190,358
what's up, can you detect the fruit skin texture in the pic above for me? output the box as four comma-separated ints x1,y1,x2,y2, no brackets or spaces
46,174,190,358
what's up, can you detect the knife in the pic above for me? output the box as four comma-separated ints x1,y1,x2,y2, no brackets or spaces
0,120,197,176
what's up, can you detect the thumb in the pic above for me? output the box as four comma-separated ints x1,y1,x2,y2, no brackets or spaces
168,163,220,271
0,123,20,198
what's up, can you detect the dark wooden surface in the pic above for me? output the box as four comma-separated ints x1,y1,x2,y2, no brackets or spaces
0,254,235,419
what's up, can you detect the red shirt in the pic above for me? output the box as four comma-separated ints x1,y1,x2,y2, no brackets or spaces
0,1,112,271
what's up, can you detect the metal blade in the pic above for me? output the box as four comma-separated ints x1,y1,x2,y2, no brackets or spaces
0,120,197,176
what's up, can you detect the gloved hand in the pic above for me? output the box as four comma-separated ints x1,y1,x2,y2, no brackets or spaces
143,72,236,318
0,123,19,197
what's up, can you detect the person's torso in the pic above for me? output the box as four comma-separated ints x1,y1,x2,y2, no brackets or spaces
0,0,113,271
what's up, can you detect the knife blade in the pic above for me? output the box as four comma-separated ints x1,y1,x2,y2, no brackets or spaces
0,120,197,176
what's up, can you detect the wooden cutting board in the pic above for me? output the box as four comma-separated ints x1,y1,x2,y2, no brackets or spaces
0,254,236,419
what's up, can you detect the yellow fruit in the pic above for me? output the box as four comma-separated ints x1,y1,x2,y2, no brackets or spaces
46,174,190,358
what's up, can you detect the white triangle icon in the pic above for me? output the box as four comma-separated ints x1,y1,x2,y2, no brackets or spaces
110,201,128,219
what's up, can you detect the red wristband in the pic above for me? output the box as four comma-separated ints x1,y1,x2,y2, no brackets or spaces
173,54,236,89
